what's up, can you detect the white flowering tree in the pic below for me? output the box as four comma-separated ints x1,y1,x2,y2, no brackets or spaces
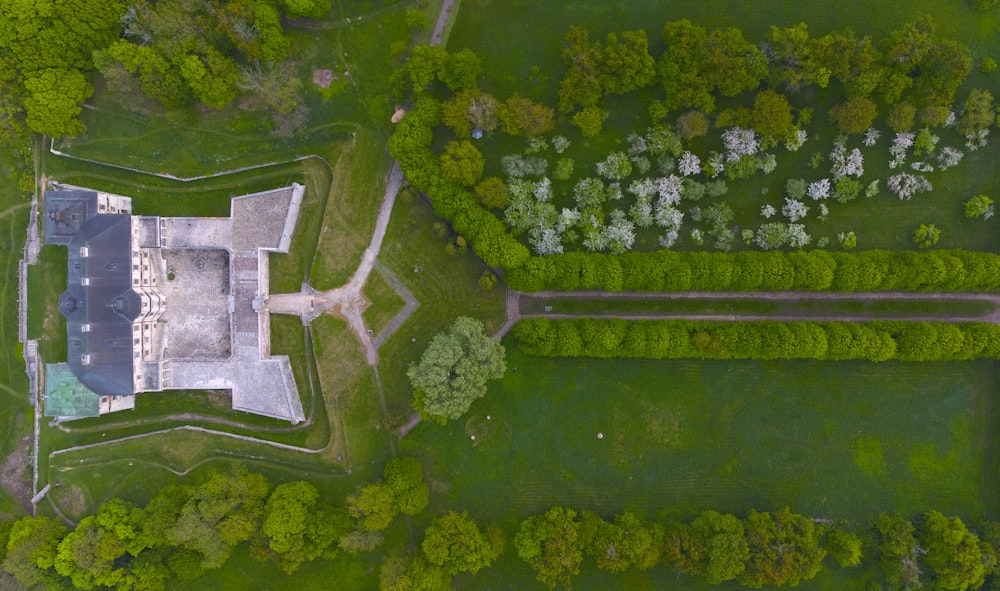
862,127,880,147
655,202,684,229
760,204,777,219
678,151,701,176
829,144,864,179
966,129,989,151
552,136,571,153
784,129,807,151
757,153,778,175
604,210,636,254
530,226,564,255
596,152,633,180
655,175,685,206
782,197,809,222
628,178,657,199
807,179,831,201
936,146,964,171
886,173,932,200
786,224,811,248
889,132,915,169
721,127,760,162
659,229,680,248
627,132,647,156
573,177,607,209
630,196,654,228
532,177,552,202
555,208,581,233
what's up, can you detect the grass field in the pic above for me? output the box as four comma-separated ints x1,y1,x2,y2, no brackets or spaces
520,295,999,318
362,267,407,335
400,344,1000,589
448,0,1000,254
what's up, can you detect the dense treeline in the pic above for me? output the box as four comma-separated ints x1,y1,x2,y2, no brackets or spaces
0,459,431,591
10,465,999,591
505,249,1000,292
511,506,999,591
514,318,1000,361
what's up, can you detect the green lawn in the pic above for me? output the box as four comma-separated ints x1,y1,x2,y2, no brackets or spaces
362,267,407,335
401,344,1000,589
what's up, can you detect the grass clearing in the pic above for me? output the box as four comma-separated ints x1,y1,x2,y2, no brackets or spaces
362,267,407,334
310,130,389,290
310,315,393,472
375,194,506,418
520,295,999,319
402,343,1000,588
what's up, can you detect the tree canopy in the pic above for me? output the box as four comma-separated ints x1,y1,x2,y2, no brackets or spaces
409,317,507,421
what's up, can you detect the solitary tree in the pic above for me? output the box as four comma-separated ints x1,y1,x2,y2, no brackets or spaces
409,317,506,421
912,224,941,248
964,194,994,219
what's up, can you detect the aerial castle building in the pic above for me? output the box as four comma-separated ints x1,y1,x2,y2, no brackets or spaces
42,185,305,423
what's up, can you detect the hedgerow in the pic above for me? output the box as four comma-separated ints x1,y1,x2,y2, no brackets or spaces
513,318,1000,361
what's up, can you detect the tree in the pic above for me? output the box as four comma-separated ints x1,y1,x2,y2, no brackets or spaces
957,88,995,135
439,140,485,187
499,95,554,137
676,110,709,140
913,224,941,248
347,484,398,532
601,30,656,95
887,102,917,132
570,106,608,138
922,511,994,591
23,68,93,136
874,513,923,591
741,508,826,588
964,194,995,219
688,510,749,584
475,177,509,209
515,506,584,590
582,511,662,573
409,317,506,421
421,512,500,575
558,25,603,112
826,529,863,567
440,48,481,92
406,45,447,93
383,456,430,516
166,466,271,569
751,89,796,143
3,516,67,589
829,96,877,134
261,481,350,573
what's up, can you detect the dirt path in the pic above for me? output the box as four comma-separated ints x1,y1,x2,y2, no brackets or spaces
431,0,462,46
501,290,1000,335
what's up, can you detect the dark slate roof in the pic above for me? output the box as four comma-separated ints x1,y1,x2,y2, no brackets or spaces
61,213,137,395
44,190,99,246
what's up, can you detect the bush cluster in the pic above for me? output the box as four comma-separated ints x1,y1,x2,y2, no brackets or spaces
514,318,1000,362
505,250,1000,292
